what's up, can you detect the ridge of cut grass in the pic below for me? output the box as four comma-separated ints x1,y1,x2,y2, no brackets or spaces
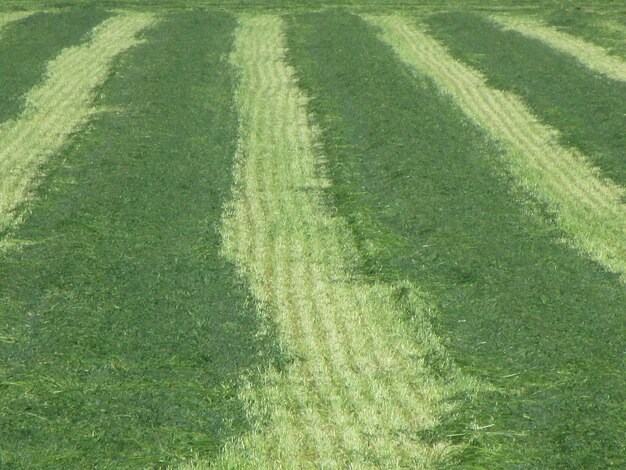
490,14,626,83
424,11,626,189
0,11,34,32
542,8,626,59
0,12,155,242
0,9,112,125
0,11,277,468
289,10,624,467
196,13,483,469
366,14,626,280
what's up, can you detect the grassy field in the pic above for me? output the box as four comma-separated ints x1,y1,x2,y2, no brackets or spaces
0,2,624,468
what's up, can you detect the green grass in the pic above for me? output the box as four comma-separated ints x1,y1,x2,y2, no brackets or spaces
0,10,279,468
424,11,626,187
203,15,479,467
543,6,626,57
0,9,110,123
3,0,622,10
0,4,624,468
286,10,625,468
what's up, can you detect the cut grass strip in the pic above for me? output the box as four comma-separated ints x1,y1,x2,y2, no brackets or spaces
0,12,155,241
0,10,111,124
201,13,482,468
289,10,625,467
0,11,34,32
367,14,626,279
490,14,626,82
543,8,626,59
0,11,277,468
425,12,626,188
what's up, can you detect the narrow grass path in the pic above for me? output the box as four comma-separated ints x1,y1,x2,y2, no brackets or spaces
288,10,625,467
0,10,111,124
0,12,154,242
490,14,626,82
367,15,626,279
424,12,626,188
0,11,277,468
0,11,34,33
205,14,480,468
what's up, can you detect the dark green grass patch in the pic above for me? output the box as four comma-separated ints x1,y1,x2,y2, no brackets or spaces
424,11,626,189
0,9,110,124
0,11,279,468
543,7,626,58
287,10,625,468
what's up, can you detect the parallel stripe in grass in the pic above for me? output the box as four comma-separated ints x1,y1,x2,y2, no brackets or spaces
490,14,626,82
542,7,626,59
288,10,625,468
0,10,111,125
0,13,153,242
0,11,34,32
0,11,278,468
425,12,626,188
199,14,481,469
369,15,626,279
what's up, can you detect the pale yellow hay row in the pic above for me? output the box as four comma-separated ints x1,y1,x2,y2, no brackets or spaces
366,15,626,279
0,11,34,33
0,13,156,238
490,14,626,83
196,13,483,469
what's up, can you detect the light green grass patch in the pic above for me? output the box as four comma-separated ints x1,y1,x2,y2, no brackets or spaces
181,13,484,469
490,14,626,83
366,14,626,280
0,12,156,243
0,11,34,33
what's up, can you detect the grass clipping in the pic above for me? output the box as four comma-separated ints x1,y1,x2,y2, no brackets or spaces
187,14,485,469
366,14,626,280
490,14,626,83
0,12,156,240
0,11,34,34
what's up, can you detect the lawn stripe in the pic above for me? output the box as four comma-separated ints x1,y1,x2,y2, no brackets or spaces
0,12,155,240
541,8,626,58
0,10,112,125
489,14,626,82
205,13,480,468
0,11,275,467
425,12,626,188
366,15,626,279
289,10,624,466
0,11,34,32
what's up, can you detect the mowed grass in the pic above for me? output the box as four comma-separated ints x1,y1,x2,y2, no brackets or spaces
542,7,626,58
0,9,110,123
0,11,278,468
203,14,481,468
424,12,626,187
0,4,623,468
287,10,625,468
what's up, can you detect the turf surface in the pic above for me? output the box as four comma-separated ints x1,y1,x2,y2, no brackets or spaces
425,11,626,188
287,10,625,468
0,11,278,468
0,9,110,124
543,7,626,58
